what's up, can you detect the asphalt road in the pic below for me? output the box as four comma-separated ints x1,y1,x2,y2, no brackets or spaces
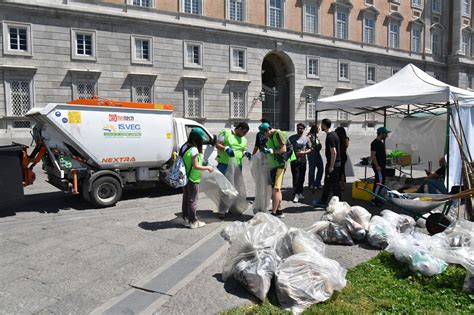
0,132,427,314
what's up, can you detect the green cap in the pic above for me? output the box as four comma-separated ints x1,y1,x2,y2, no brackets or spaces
191,127,206,140
258,122,271,133
377,127,391,134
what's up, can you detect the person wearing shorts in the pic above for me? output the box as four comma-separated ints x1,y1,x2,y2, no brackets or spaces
270,167,285,190
261,123,296,218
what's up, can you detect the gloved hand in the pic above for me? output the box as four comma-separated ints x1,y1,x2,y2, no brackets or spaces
244,151,252,160
225,146,235,157
261,147,273,154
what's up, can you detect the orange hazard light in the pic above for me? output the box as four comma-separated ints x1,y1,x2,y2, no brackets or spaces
68,97,173,111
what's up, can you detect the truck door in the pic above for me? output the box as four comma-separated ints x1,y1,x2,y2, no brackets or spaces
184,125,216,162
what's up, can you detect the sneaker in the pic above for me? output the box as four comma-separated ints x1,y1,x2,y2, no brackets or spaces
189,220,206,229
298,193,305,200
292,195,299,203
271,211,284,218
312,200,327,208
182,217,190,227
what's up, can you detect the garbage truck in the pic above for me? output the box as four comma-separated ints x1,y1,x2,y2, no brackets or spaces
7,98,216,207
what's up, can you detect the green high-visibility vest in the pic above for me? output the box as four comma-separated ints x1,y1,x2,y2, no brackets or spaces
266,129,296,168
183,147,203,184
216,129,247,166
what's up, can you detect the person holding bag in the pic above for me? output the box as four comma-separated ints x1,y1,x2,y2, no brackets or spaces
181,128,214,229
261,123,296,218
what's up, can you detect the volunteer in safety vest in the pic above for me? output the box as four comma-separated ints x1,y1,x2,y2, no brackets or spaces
181,128,214,229
215,122,251,173
260,122,296,218
215,122,251,219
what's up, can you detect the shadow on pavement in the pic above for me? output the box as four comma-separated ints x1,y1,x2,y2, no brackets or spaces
138,210,255,231
0,183,184,218
212,273,260,304
0,192,90,218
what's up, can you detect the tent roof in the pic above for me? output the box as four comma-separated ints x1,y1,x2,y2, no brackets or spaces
316,63,474,112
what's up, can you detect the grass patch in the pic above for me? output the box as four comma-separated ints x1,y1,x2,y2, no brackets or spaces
223,252,473,314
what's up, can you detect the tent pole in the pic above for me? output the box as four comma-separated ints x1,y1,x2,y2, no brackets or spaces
315,110,318,127
446,104,451,192
383,107,387,127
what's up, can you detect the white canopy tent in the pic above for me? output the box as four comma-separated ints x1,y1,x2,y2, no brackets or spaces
316,63,474,111
316,63,474,191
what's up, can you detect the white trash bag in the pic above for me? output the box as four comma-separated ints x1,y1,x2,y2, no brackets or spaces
275,252,347,315
201,166,238,211
222,218,283,301
225,248,280,301
221,212,288,247
326,196,351,215
386,232,448,276
251,152,272,213
367,216,397,249
276,227,326,259
380,209,416,233
225,158,249,215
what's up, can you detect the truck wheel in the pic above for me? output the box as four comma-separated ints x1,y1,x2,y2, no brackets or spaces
90,176,122,207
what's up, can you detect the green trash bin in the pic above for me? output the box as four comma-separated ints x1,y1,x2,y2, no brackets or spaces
0,144,24,203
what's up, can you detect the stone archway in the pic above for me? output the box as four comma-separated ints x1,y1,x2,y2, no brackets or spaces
261,51,294,131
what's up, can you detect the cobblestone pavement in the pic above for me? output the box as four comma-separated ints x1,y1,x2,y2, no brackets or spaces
0,133,428,314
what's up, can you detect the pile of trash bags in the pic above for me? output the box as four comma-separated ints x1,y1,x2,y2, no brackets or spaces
221,213,347,314
220,197,473,312
200,158,248,215
306,197,372,246
296,196,473,290
385,219,473,280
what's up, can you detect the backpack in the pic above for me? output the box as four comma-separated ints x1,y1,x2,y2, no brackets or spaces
167,145,192,188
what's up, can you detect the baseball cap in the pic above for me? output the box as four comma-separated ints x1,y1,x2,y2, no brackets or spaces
191,127,206,140
377,127,391,134
258,122,271,133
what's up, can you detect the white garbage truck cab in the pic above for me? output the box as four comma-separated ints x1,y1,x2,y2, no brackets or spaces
24,98,216,207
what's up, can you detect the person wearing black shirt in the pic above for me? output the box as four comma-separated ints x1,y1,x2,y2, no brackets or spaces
370,127,390,206
335,126,349,190
313,119,341,207
417,157,448,194
289,123,312,203
307,125,324,189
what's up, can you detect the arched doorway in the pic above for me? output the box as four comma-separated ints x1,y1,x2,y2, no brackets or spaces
261,52,294,130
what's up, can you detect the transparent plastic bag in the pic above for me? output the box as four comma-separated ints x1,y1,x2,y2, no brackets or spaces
324,203,370,243
348,206,372,231
275,252,347,315
367,216,397,249
305,221,330,235
221,212,288,247
226,158,248,215
222,215,284,301
200,166,238,211
386,232,448,276
380,209,416,233
428,220,474,274
276,227,326,259
317,222,354,246
251,152,272,213
326,196,351,215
